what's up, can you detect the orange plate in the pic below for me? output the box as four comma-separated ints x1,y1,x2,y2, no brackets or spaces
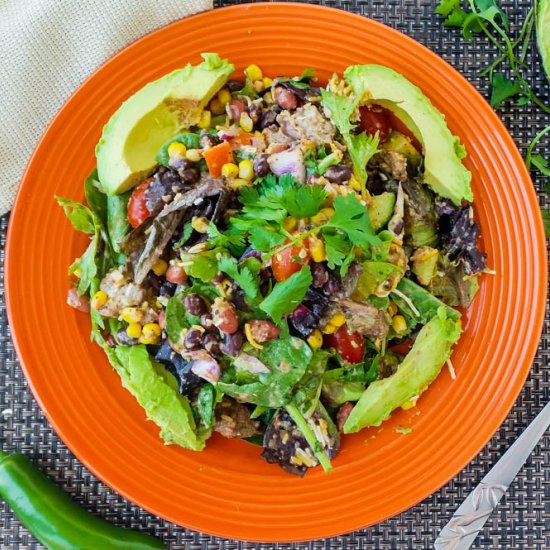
5,3,547,542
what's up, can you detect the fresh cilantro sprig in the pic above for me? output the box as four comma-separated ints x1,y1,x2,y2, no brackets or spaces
240,174,328,220
266,194,381,275
206,223,247,256
259,266,312,324
218,255,261,304
276,68,317,90
321,89,379,198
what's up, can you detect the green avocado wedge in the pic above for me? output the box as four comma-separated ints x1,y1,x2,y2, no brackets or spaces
344,64,473,206
96,53,234,196
343,309,462,433
538,0,550,81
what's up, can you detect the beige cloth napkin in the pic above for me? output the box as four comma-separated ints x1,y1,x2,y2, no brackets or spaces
0,0,212,215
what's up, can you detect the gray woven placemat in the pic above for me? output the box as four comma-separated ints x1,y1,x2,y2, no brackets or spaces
1,0,549,548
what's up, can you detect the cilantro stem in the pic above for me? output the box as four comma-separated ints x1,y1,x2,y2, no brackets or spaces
264,227,319,260
479,7,534,77
525,125,550,170
285,403,332,472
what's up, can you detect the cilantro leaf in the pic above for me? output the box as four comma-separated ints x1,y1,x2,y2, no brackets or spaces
248,224,286,252
323,194,380,248
530,154,550,192
258,173,327,218
238,186,288,223
218,255,261,303
435,0,460,16
444,7,469,27
542,209,550,238
490,74,522,108
323,232,351,269
320,88,357,135
259,266,312,324
184,249,221,282
347,132,380,190
206,223,247,256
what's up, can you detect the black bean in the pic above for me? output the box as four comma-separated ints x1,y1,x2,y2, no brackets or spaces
231,287,249,312
226,79,244,92
323,276,339,296
221,330,244,356
248,103,261,124
311,263,329,288
184,294,207,316
159,167,181,187
145,271,163,292
253,154,270,177
159,281,177,297
180,168,200,185
202,332,221,355
259,110,277,130
184,329,203,350
169,157,192,172
200,132,220,149
324,165,352,184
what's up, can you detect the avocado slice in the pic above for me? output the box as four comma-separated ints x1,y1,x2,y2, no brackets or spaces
343,309,461,433
368,192,395,231
344,65,473,206
96,53,234,195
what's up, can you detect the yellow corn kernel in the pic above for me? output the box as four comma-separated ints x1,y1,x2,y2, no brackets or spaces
392,314,407,334
244,323,264,350
198,110,211,129
151,258,168,276
140,323,162,345
282,216,298,232
126,322,142,339
322,323,337,335
310,207,335,225
221,162,239,179
329,312,346,328
245,64,263,82
217,88,232,105
185,149,202,162
307,329,323,349
228,178,250,190
348,174,362,192
167,141,186,158
191,216,210,234
253,80,265,93
91,290,108,310
262,76,273,88
309,236,327,263
238,159,254,181
388,301,398,317
209,98,225,115
239,112,253,133
121,307,144,324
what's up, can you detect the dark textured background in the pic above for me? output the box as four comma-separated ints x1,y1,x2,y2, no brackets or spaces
1,0,549,548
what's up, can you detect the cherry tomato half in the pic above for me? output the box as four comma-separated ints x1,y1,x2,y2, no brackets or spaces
127,178,153,228
271,239,310,282
359,105,392,142
324,324,365,364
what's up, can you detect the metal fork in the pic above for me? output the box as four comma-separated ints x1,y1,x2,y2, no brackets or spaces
434,400,550,550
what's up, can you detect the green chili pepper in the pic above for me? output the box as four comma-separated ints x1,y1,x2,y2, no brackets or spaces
0,450,164,549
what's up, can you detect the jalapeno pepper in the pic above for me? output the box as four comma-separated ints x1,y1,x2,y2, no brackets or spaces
0,450,164,549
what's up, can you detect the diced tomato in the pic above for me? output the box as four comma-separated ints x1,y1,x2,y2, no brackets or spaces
202,141,234,178
166,264,187,284
127,178,153,228
231,131,254,149
359,105,392,142
324,325,365,364
271,239,310,282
